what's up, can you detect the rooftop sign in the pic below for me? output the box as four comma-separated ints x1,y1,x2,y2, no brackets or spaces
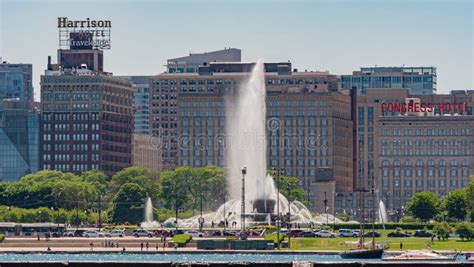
57,17,111,50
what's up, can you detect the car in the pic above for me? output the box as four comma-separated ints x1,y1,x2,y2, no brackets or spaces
315,230,336,238
299,230,318,237
222,230,238,236
184,230,206,237
414,230,433,237
106,230,125,237
132,229,153,237
387,231,411,237
66,230,85,237
363,231,381,238
288,230,304,237
83,230,104,238
338,229,359,237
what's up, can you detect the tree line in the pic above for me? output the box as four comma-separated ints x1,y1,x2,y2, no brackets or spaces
0,166,308,225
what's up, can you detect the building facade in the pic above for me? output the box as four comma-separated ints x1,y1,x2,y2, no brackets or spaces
167,48,241,73
40,72,133,176
151,62,352,210
132,134,162,174
343,89,474,221
0,62,34,101
118,76,150,135
0,101,39,182
341,67,437,95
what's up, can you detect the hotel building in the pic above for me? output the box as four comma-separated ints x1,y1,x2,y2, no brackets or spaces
151,61,353,211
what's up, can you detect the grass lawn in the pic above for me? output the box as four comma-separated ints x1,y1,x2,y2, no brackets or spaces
285,230,474,251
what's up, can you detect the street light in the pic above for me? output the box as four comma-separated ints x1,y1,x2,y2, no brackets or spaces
273,167,284,250
323,192,328,225
199,192,204,232
223,193,228,232
241,167,247,234
287,183,292,249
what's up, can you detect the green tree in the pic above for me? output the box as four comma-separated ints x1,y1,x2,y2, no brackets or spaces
445,189,468,221
406,192,440,222
111,166,158,197
455,223,474,241
433,222,452,241
467,176,474,222
111,183,147,224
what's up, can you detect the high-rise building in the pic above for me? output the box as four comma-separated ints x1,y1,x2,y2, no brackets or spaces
132,134,162,174
117,76,150,135
0,62,34,101
150,62,341,169
167,48,241,73
151,61,352,210
0,100,39,182
40,73,133,176
341,67,437,95
341,89,474,221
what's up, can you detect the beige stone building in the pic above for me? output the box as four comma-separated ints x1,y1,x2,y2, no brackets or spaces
132,134,162,174
337,89,474,221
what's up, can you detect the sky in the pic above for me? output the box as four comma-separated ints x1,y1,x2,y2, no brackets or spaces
0,0,473,101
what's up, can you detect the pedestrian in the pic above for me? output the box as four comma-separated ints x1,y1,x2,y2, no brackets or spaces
90,242,94,251
163,239,166,251
140,242,144,251
122,247,126,252
156,243,159,251
47,247,51,252
174,242,178,251
146,242,149,251
400,242,403,250
211,221,215,228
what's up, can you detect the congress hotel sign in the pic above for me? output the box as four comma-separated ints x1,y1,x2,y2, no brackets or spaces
57,17,111,50
381,102,468,114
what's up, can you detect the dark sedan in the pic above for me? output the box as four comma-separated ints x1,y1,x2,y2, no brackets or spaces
299,231,318,237
363,231,381,237
414,230,433,237
387,231,411,237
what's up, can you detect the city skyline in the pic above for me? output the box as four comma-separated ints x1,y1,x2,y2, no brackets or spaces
0,0,473,101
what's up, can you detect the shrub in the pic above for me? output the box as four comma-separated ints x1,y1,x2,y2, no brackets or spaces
455,223,474,241
172,234,192,247
433,222,452,241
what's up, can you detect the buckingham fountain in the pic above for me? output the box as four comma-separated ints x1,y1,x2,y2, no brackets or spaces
162,60,340,229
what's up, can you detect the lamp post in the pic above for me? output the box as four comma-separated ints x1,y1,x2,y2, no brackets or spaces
175,185,179,231
98,194,102,231
323,192,328,225
272,167,281,250
287,184,291,249
199,192,204,232
223,193,227,232
241,167,247,233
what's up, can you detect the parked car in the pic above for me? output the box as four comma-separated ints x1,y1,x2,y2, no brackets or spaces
387,231,411,237
363,231,381,237
414,230,433,237
106,230,125,237
184,230,206,237
222,230,238,236
132,229,153,237
338,229,359,237
83,230,104,238
299,230,318,237
288,230,304,237
315,230,336,238
66,230,85,237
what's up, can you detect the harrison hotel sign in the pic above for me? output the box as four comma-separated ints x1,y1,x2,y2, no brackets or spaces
57,17,111,50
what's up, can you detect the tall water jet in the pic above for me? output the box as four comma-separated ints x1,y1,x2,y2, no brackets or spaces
378,200,388,225
226,59,268,207
141,197,160,228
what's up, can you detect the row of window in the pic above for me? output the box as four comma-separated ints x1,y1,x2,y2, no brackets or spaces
381,128,471,136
